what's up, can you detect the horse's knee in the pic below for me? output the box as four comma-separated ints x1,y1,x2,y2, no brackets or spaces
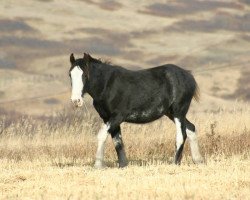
113,134,123,150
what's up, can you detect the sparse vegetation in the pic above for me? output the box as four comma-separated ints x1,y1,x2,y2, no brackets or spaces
0,105,249,199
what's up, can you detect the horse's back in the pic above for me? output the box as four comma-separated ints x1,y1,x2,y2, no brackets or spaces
119,64,197,96
107,63,197,103
100,63,197,121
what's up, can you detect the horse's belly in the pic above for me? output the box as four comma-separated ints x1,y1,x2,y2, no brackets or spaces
125,106,165,124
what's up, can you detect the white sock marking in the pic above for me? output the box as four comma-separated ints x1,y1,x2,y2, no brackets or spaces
112,133,122,147
95,123,110,167
70,66,84,106
174,118,183,150
187,129,203,163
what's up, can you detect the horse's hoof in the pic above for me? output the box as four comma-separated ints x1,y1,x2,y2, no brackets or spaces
118,161,128,168
94,161,107,169
193,157,205,165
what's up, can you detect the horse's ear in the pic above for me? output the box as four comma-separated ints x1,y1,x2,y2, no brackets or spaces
83,53,88,58
83,53,91,79
70,53,75,64
83,53,91,66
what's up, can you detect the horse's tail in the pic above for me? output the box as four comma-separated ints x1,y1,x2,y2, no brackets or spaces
193,79,200,102
187,70,200,102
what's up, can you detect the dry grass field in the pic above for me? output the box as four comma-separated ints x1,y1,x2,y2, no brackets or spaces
0,105,249,199
0,0,250,199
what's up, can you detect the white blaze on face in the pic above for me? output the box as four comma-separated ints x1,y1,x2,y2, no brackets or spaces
70,66,84,107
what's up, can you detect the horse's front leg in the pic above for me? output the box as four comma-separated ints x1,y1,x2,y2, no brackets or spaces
110,126,128,168
94,123,109,169
94,114,128,168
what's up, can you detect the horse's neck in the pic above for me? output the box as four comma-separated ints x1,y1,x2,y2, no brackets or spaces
86,63,111,100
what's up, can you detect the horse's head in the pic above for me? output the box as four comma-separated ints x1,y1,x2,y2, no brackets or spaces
69,53,90,107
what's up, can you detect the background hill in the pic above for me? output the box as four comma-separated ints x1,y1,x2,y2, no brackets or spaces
0,0,249,116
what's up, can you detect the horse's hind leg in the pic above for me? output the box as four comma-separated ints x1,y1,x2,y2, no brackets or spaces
110,126,128,168
186,119,204,164
173,117,187,164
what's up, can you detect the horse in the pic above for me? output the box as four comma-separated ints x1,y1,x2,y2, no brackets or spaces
69,53,204,168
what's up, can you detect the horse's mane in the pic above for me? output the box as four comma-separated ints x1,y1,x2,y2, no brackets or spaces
90,56,112,65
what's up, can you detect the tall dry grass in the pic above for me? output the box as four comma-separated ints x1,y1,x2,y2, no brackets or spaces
0,103,249,199
0,103,249,165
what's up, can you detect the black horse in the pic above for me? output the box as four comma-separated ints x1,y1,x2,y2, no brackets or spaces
69,53,203,168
